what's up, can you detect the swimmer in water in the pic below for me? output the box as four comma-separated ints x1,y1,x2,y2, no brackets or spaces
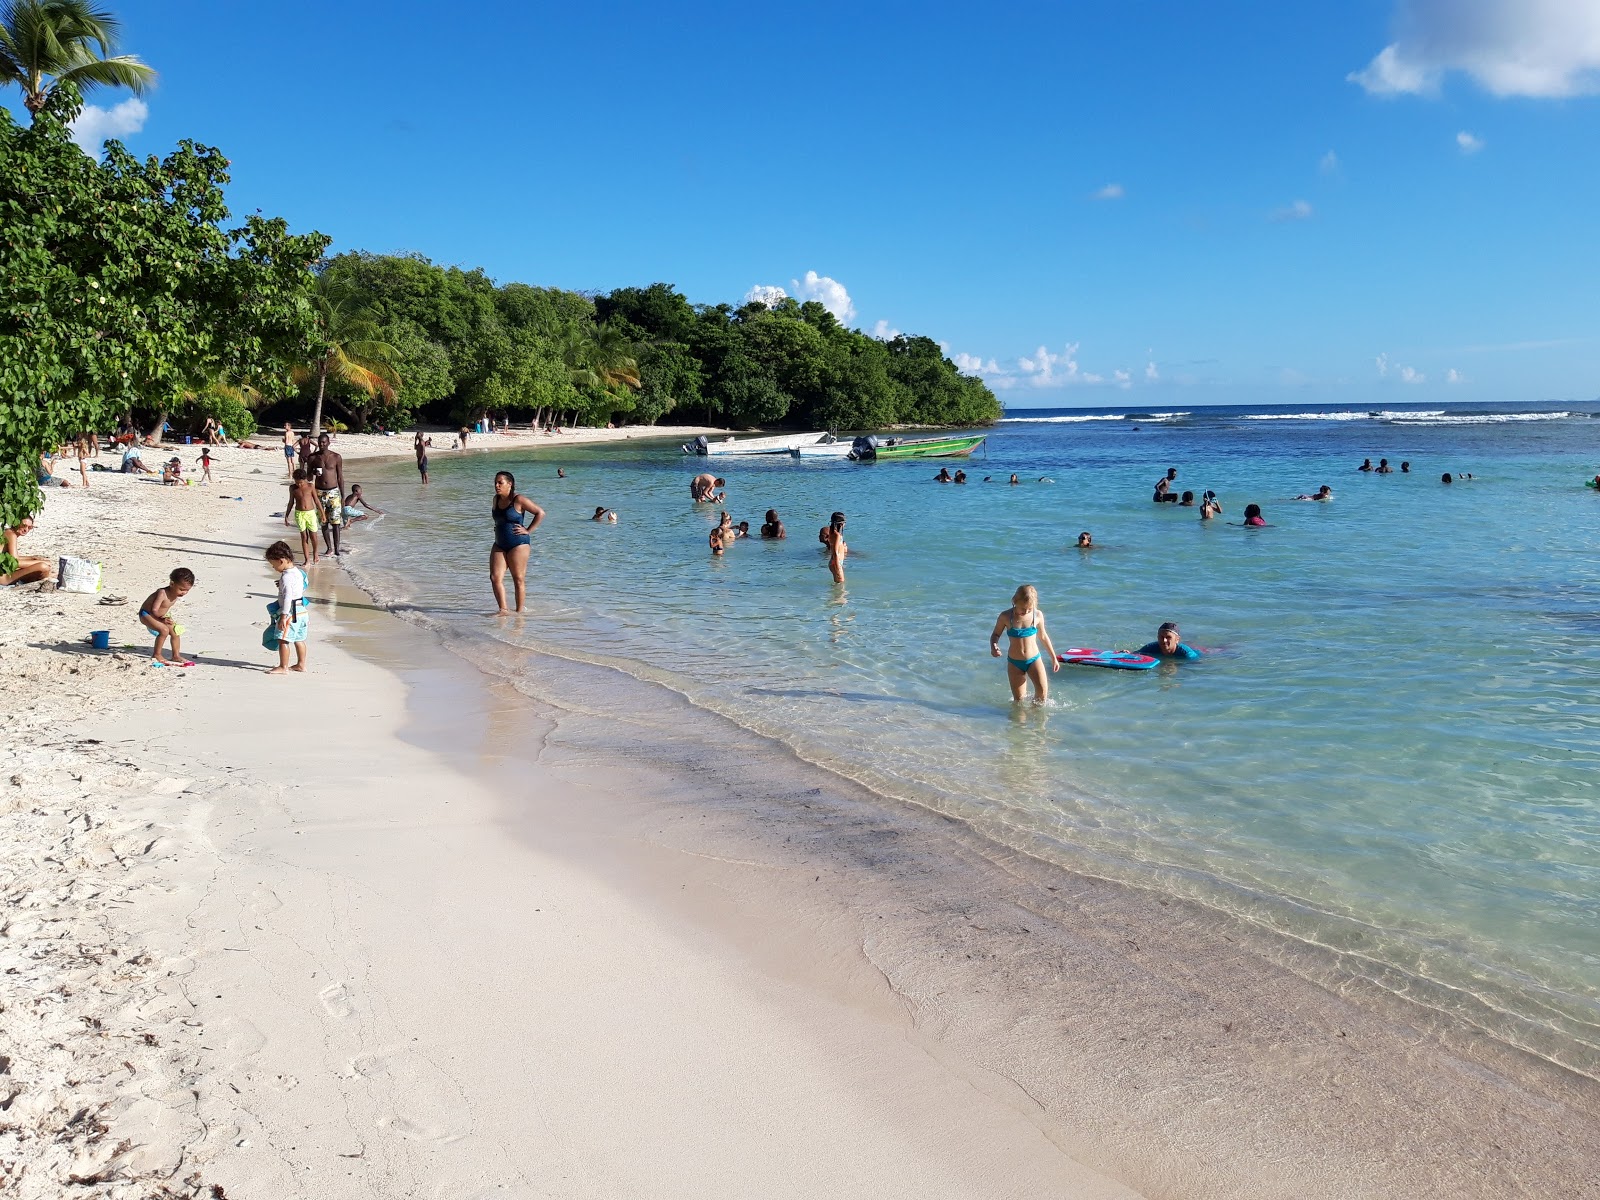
1075,531,1093,548
1295,485,1333,501
953,470,968,484
821,511,847,583
557,468,566,478
1359,458,1373,472
592,506,610,521
935,468,952,483
760,509,786,538
1200,491,1222,520
1242,503,1269,526
1009,474,1020,486
709,526,725,556
1178,490,1195,507
1139,621,1201,660
737,520,751,539
1376,459,1392,474
989,583,1058,705
1400,461,1410,473
1441,472,1453,484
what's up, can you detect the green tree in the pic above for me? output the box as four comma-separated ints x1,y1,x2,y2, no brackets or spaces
299,280,401,437
0,87,326,569
0,0,154,119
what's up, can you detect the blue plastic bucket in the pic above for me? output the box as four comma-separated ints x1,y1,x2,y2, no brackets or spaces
90,630,110,649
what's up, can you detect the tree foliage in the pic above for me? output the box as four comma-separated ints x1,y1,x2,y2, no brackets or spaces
0,85,327,565
0,0,154,118
284,259,1000,433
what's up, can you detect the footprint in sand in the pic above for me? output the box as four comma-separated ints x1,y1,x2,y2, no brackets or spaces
317,981,353,1019
376,1114,467,1145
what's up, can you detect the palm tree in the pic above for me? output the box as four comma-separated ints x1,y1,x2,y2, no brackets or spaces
561,322,641,424
0,1,155,120
298,284,401,437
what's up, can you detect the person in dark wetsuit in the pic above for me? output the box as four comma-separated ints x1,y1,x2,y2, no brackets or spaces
1139,622,1201,660
489,470,545,613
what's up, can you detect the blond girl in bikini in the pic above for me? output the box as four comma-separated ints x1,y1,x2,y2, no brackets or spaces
989,584,1059,705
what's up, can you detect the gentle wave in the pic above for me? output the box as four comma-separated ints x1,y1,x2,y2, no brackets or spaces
1389,411,1575,425
999,415,1124,424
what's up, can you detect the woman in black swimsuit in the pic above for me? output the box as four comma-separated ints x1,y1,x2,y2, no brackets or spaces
490,470,545,613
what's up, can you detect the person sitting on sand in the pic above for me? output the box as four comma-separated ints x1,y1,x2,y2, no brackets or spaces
1295,486,1334,501
1376,459,1393,474
120,444,152,475
760,509,786,539
1138,621,1201,660
935,468,953,483
160,457,183,485
37,452,67,487
1,517,53,586
1200,491,1222,519
1075,531,1094,548
139,567,195,667
989,583,1059,705
1242,503,1270,526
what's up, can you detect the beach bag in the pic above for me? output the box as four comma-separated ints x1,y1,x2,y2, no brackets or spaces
57,556,102,593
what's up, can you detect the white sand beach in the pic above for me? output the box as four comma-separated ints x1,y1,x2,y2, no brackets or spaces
3,433,1598,1199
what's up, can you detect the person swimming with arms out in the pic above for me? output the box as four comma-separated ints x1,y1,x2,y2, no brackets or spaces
989,584,1058,705
1294,485,1333,501
1139,621,1201,660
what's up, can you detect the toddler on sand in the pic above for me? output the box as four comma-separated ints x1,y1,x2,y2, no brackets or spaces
264,541,310,674
139,568,195,666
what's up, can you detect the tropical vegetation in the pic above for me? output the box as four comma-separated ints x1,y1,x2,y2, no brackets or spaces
0,0,154,119
306,254,1001,434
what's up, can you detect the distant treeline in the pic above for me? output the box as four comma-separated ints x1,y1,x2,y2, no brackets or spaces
305,253,1001,431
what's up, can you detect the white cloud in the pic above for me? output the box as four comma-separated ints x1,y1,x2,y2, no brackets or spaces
1270,199,1314,222
69,97,148,153
871,319,901,341
1093,183,1125,200
1447,367,1466,383
1350,1,1600,98
1145,360,1159,381
1375,352,1390,377
1456,130,1485,153
1319,149,1341,175
1399,365,1427,383
1113,369,1132,389
791,270,855,323
744,284,787,308
953,352,1005,377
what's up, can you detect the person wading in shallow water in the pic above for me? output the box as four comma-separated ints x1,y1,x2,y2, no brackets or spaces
489,470,545,613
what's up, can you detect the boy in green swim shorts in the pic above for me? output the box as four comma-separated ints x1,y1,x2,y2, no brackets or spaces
287,469,326,565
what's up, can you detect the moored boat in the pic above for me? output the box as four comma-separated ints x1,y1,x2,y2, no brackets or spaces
854,433,986,460
791,439,857,459
683,431,831,456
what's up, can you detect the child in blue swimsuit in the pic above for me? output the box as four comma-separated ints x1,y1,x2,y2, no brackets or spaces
989,584,1059,705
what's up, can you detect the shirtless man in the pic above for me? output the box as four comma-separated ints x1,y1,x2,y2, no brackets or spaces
282,423,297,477
690,473,725,503
307,433,347,557
414,431,431,483
821,511,847,583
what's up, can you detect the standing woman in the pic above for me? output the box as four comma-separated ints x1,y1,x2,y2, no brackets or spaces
989,584,1059,705
490,471,545,613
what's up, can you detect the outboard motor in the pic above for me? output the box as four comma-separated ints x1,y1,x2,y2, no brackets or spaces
849,435,878,461
682,434,709,456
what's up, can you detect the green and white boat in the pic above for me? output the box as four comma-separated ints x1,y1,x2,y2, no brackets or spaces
855,433,987,460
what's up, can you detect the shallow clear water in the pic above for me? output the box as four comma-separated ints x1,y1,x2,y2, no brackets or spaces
346,403,1600,1073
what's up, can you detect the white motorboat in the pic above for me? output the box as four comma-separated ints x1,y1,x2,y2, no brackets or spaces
683,431,831,456
791,440,856,458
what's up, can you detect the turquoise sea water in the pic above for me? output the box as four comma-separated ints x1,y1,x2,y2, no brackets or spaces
346,402,1600,1075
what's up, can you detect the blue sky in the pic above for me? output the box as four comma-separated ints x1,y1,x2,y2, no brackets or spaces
24,0,1600,407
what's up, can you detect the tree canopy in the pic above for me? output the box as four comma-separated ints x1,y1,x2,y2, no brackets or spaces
0,85,327,565
312,256,1000,433
0,0,154,118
